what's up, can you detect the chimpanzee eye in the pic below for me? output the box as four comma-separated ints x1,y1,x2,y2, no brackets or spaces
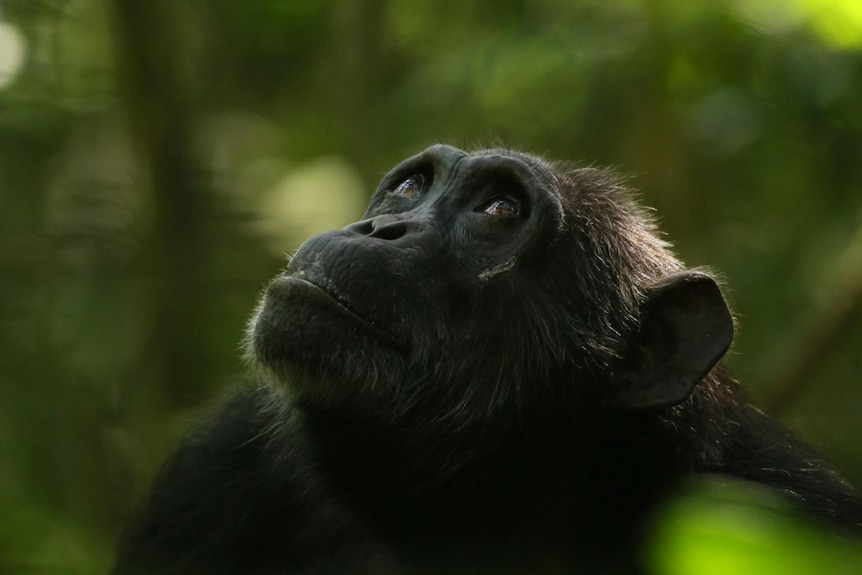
392,175,424,199
479,197,520,218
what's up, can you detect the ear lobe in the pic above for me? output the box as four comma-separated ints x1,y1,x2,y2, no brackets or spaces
607,271,734,410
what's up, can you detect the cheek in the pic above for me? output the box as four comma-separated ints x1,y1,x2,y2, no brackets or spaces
444,214,524,277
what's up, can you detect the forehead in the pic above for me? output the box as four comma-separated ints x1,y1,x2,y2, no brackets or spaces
376,145,561,196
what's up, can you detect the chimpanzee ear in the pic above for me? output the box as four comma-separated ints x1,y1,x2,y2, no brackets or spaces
607,271,733,410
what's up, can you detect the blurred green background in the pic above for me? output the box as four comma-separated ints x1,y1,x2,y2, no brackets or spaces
2,0,862,573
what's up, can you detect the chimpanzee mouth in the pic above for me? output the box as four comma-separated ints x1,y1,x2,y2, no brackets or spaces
271,273,409,353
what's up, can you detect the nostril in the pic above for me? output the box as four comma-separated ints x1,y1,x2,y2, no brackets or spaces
344,216,410,241
344,219,374,235
369,220,407,241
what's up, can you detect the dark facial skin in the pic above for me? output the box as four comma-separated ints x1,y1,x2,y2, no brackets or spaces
114,145,862,575
254,147,554,418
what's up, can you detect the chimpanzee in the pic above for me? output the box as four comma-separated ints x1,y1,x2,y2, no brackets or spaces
113,145,862,574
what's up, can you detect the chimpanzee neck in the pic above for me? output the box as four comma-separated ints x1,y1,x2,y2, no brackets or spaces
292,398,683,547
296,400,587,530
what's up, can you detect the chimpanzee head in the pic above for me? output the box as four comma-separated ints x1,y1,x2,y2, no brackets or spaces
249,145,733,427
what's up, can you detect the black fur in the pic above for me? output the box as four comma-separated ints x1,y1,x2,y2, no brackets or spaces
113,145,862,574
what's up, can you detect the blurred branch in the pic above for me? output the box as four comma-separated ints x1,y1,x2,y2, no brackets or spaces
332,0,387,174
762,228,862,415
108,1,216,402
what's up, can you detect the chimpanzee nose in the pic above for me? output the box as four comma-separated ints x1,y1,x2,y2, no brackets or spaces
343,214,412,241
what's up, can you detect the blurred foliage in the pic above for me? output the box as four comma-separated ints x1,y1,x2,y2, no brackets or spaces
1,0,862,573
646,477,862,575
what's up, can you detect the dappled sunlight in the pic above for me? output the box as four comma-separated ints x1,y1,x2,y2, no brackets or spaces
735,0,862,50
257,157,367,254
0,21,25,89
